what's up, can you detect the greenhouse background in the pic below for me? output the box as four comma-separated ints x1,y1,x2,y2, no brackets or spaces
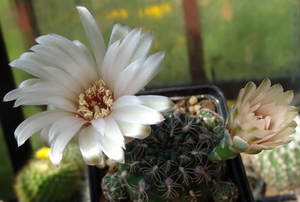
1,0,300,201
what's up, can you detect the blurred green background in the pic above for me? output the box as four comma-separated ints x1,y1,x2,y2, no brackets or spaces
1,0,299,200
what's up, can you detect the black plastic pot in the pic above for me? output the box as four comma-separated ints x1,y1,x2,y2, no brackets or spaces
88,85,254,202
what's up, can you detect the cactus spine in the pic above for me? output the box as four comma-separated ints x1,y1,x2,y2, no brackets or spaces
102,103,239,202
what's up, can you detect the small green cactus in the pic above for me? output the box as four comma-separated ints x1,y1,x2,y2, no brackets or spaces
102,106,238,202
14,143,86,202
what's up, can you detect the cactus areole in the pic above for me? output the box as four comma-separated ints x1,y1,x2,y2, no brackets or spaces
102,96,239,202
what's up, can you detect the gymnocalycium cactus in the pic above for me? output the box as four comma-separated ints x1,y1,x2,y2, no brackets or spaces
102,98,239,202
14,143,86,202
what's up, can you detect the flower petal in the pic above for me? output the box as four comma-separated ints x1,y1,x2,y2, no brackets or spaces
78,126,104,165
14,93,77,112
108,28,142,90
138,95,174,112
111,105,164,124
248,78,271,103
31,44,91,88
3,79,40,101
82,124,124,163
103,116,125,149
113,57,146,98
113,95,143,109
274,90,294,106
49,116,86,143
114,51,165,97
108,23,131,47
91,118,106,135
77,6,106,72
101,41,120,90
15,110,72,146
50,118,85,166
98,134,125,163
36,34,98,82
129,31,154,63
116,120,151,139
40,126,51,147
73,39,99,77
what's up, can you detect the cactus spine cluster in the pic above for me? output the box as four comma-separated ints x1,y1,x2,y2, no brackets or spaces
14,143,86,202
102,101,239,202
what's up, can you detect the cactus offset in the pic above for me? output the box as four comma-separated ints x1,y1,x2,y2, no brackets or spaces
102,101,239,202
14,143,86,202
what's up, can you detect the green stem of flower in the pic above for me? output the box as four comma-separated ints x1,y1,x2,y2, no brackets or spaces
209,138,240,162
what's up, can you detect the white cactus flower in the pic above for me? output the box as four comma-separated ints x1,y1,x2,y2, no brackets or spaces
210,78,298,162
4,6,173,166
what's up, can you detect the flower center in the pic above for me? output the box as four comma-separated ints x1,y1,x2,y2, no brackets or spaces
78,80,114,121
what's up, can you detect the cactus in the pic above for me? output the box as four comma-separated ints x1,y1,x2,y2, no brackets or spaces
102,101,239,202
14,143,86,202
250,115,300,193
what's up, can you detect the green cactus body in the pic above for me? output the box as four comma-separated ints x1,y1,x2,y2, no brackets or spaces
102,107,239,202
15,144,85,202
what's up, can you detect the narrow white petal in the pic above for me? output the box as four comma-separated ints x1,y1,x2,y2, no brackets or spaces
40,126,51,147
91,118,106,135
78,126,104,165
10,58,84,94
113,57,146,98
138,95,174,112
260,84,284,105
113,95,143,109
73,40,99,78
102,41,120,90
41,66,84,94
20,52,55,66
11,58,84,93
77,6,106,71
3,79,40,101
14,93,77,112
36,34,98,82
26,81,78,102
31,45,91,88
249,78,271,102
97,133,125,163
10,59,49,79
50,119,85,166
129,31,154,63
115,52,165,96
108,23,131,47
241,82,256,103
116,120,151,139
15,110,72,146
49,116,86,143
18,78,40,88
103,116,125,149
109,28,142,90
274,90,294,106
81,124,125,163
111,105,164,124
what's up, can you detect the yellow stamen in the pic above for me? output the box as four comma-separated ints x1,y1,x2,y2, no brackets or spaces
78,80,114,121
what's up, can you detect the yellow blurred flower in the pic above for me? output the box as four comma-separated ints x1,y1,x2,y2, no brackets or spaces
105,9,129,20
139,3,171,19
35,147,51,159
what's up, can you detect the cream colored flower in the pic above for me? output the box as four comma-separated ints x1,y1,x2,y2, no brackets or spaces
209,78,298,162
4,7,173,166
